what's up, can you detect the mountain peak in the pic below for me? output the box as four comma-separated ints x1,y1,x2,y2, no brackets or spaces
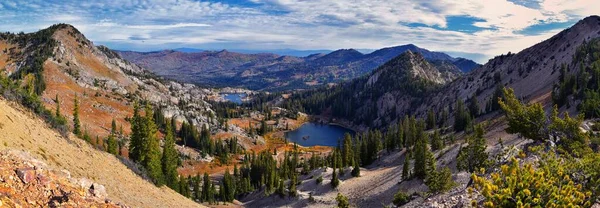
368,50,459,87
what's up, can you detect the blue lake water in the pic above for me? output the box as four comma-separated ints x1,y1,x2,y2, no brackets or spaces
222,93,246,104
284,122,354,147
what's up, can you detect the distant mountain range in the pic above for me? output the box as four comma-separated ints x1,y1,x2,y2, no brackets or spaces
287,15,600,128
118,44,480,91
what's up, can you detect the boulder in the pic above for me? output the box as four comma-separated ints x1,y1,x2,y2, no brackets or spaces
15,168,35,184
90,183,107,199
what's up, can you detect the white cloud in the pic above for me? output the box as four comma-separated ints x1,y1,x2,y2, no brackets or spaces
540,0,600,19
0,0,596,63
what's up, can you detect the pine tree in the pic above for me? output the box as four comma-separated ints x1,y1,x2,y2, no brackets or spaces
106,118,119,155
259,119,268,136
72,95,81,136
440,109,449,128
222,169,235,202
82,129,91,143
424,144,454,194
276,179,285,198
142,104,164,186
426,109,436,130
288,173,297,197
498,88,546,141
351,159,360,177
162,120,180,190
430,130,443,151
179,176,190,198
331,168,339,188
129,102,143,162
201,173,211,202
413,134,428,179
468,95,480,117
456,124,489,172
342,133,353,167
454,99,469,132
193,175,201,200
402,150,411,180
55,94,61,119
209,182,217,204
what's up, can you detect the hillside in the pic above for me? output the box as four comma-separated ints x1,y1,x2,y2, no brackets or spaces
0,24,243,207
282,50,462,129
266,15,600,207
412,15,600,121
0,97,202,207
0,24,222,140
118,44,478,91
285,16,600,129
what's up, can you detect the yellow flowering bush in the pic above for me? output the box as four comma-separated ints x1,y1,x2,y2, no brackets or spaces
472,157,593,208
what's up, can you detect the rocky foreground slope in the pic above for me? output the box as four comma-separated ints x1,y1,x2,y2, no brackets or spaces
0,98,202,207
0,150,125,207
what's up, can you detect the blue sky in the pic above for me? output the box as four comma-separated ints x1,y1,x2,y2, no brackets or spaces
0,0,597,63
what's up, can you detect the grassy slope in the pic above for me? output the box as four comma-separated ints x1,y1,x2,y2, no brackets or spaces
0,97,203,208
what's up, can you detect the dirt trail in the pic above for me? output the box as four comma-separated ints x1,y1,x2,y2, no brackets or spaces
0,98,203,208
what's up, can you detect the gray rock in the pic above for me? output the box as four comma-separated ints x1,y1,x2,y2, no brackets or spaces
16,168,35,184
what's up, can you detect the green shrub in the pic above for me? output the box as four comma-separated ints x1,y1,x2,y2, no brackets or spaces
336,193,349,208
392,191,410,206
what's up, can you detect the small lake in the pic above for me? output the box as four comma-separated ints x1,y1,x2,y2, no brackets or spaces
222,93,247,104
284,122,354,147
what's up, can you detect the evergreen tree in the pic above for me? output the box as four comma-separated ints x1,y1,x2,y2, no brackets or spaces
331,168,340,188
142,104,164,186
72,95,81,136
413,134,428,179
55,94,61,119
209,182,217,204
162,120,180,190
430,130,443,151
498,88,546,141
193,175,201,200
179,176,191,198
402,150,411,180
219,181,226,202
454,99,470,132
456,124,489,172
440,109,449,128
424,144,454,194
426,109,436,130
276,179,286,198
82,129,91,143
342,133,353,167
222,169,235,202
468,95,480,117
426,167,454,194
288,174,297,197
490,84,504,112
129,102,143,162
106,121,118,155
351,159,360,177
259,119,268,136
201,173,211,202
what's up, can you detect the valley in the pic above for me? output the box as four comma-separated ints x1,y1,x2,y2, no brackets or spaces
0,3,599,208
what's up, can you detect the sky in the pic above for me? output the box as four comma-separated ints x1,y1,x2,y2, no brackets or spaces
0,0,598,63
